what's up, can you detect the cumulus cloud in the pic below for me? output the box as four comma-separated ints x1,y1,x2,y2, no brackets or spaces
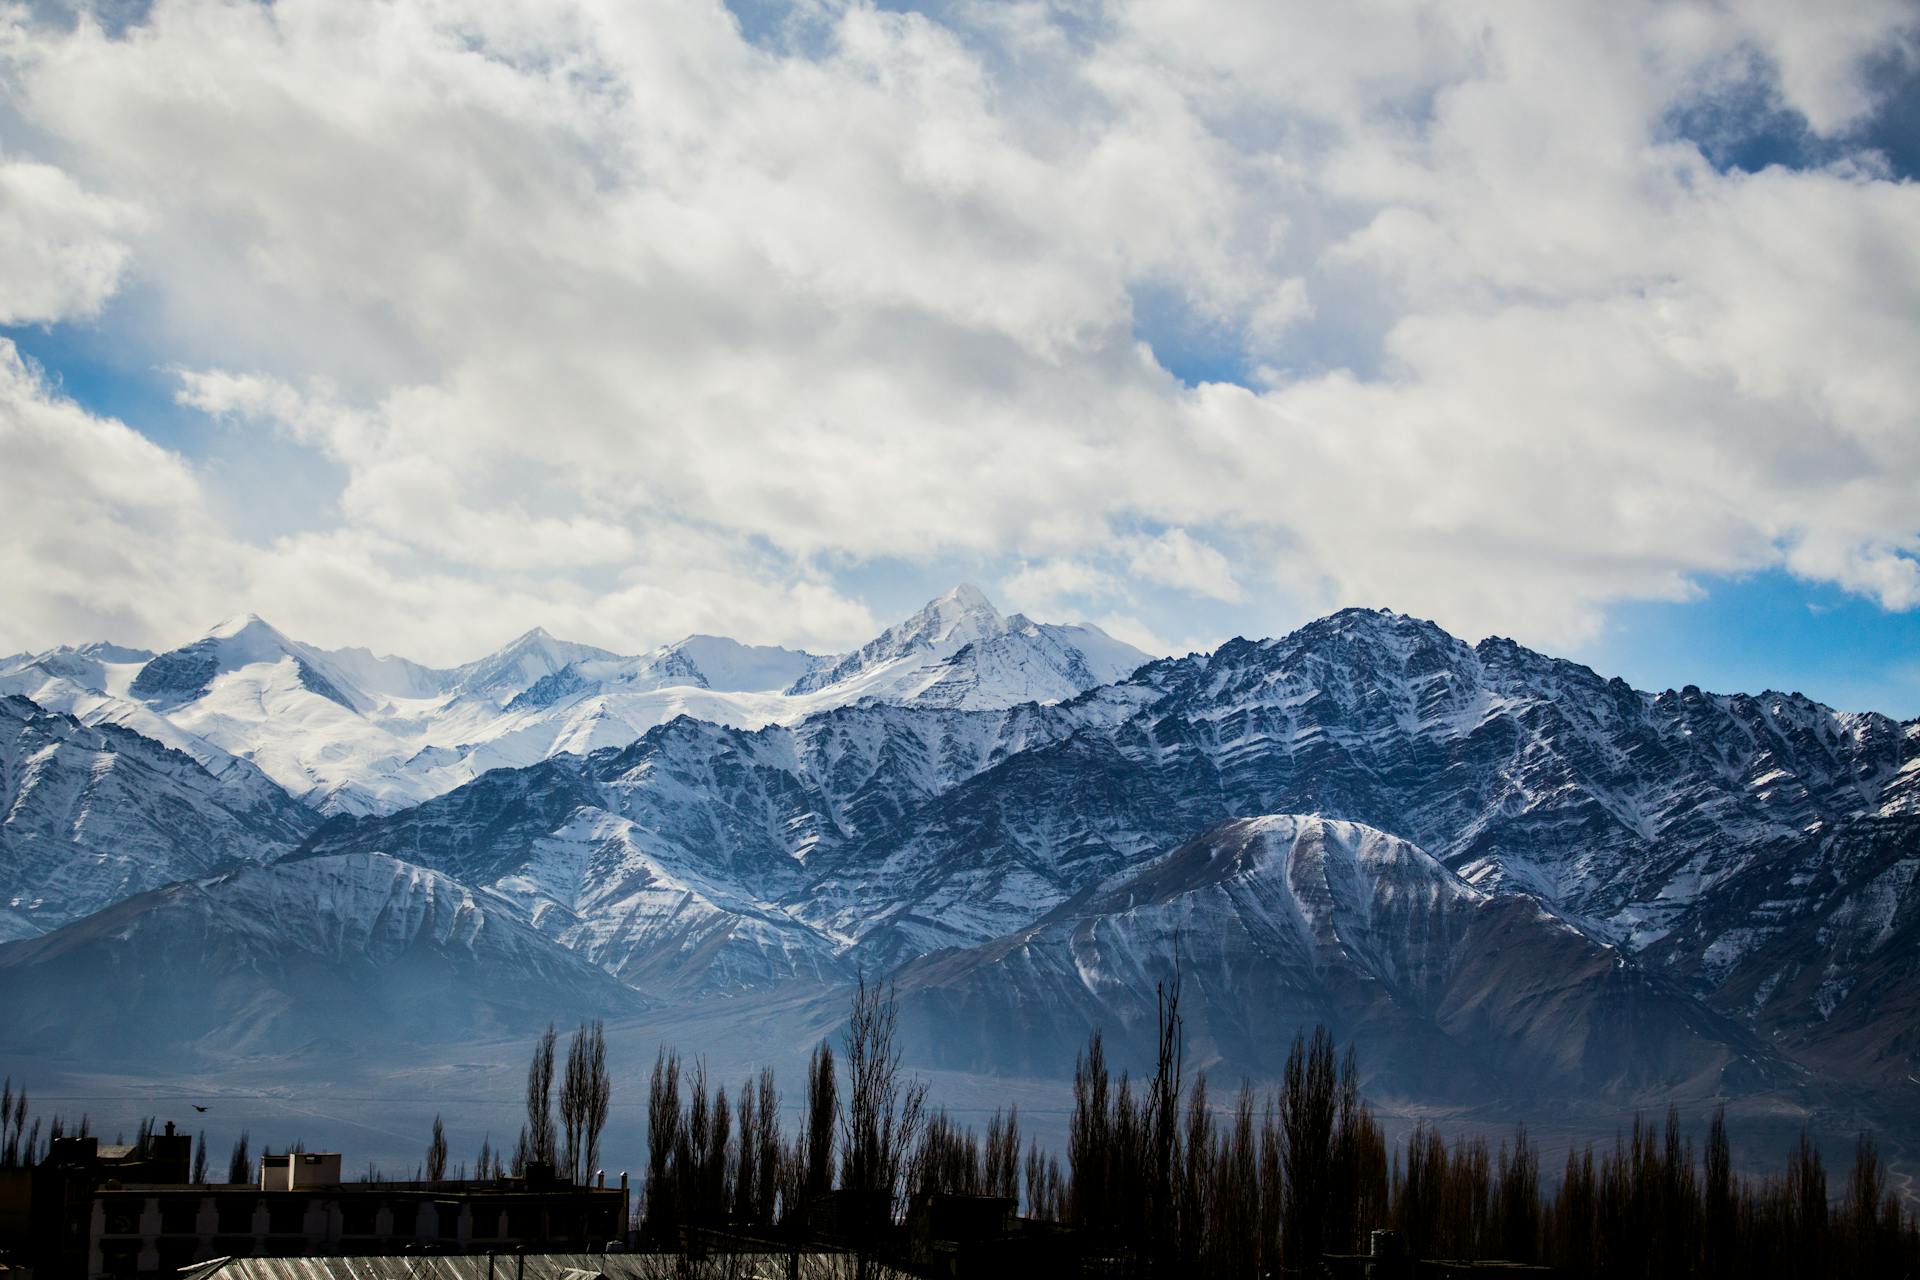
0,339,239,649
0,157,134,324
1123,528,1245,603
1000,559,1122,618
0,0,1915,662
0,342,879,662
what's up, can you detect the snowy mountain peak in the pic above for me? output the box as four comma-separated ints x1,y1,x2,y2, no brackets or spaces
207,612,275,640
449,627,618,704
130,614,366,713
888,583,1007,650
1286,606,1463,657
788,585,1010,694
933,581,999,623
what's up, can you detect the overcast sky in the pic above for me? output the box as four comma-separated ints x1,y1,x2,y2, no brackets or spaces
2,0,1918,712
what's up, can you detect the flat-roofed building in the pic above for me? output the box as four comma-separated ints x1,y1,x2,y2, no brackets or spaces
81,1151,626,1279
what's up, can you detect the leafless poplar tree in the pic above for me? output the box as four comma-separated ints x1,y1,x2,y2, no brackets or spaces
560,1020,611,1184
525,1022,557,1167
426,1113,448,1181
644,1047,683,1242
983,1106,1020,1200
1280,1023,1337,1269
840,974,927,1233
226,1130,251,1185
802,1040,838,1203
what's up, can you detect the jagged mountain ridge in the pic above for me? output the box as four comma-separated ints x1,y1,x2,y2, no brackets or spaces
1,600,1915,1117
886,816,1780,1102
0,851,642,1059
0,586,1149,817
271,606,1918,1101
0,694,317,941
290,701,1073,992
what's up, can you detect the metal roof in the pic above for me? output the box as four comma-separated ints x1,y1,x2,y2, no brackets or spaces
182,1252,904,1280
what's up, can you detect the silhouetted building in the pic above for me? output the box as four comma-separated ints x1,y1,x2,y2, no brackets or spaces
0,1123,195,1276
89,1161,628,1279
0,1122,628,1280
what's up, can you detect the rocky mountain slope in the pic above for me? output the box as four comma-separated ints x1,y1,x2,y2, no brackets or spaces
0,852,641,1060
0,694,316,940
269,607,1917,1099
887,816,1779,1104
0,599,1913,1122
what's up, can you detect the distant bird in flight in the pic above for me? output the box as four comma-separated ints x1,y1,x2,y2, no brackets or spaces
193,1105,209,1112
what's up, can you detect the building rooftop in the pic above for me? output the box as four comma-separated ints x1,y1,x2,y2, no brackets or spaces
182,1253,910,1280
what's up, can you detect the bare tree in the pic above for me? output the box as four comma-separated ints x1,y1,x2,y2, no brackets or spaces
426,1114,448,1181
1280,1025,1337,1270
1068,1031,1111,1229
226,1131,251,1185
560,1020,611,1184
1786,1128,1828,1276
511,1126,530,1177
1703,1107,1733,1276
840,974,927,1236
983,1106,1020,1201
753,1067,781,1227
1845,1131,1887,1274
703,1080,733,1228
803,1040,838,1204
733,1075,761,1225
644,1047,684,1243
1145,979,1184,1263
525,1022,558,1167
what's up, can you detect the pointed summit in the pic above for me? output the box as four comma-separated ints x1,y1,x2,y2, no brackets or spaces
785,583,1147,705
940,582,995,612
208,611,271,637
130,614,366,712
449,626,618,705
903,583,1006,648
788,585,1008,695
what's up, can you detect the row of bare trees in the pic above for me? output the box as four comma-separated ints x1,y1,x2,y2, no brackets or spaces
502,1019,611,1186
626,981,1918,1278
1061,986,1390,1274
640,974,931,1248
1533,1111,1915,1279
0,1079,52,1168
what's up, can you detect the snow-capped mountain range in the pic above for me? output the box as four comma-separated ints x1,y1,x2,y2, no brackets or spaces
2,589,1916,1127
0,584,1148,819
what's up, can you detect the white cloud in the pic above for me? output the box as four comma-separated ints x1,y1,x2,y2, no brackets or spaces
0,157,134,324
999,558,1121,618
0,339,239,649
0,0,1915,664
1123,529,1245,603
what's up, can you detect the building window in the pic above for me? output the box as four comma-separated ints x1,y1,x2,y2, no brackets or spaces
341,1199,383,1236
217,1199,257,1233
267,1199,307,1234
159,1196,201,1234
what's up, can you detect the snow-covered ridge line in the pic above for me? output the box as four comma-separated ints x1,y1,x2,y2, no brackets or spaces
3,601,1916,1109
0,585,1151,817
